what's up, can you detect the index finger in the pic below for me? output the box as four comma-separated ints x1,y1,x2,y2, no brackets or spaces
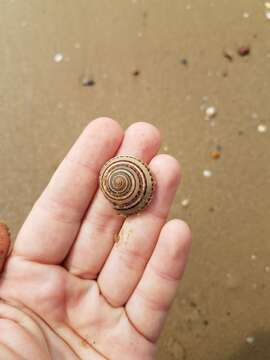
14,118,124,264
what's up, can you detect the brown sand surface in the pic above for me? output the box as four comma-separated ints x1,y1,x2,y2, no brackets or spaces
0,1,270,359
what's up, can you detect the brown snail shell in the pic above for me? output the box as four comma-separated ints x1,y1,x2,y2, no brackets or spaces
99,155,155,216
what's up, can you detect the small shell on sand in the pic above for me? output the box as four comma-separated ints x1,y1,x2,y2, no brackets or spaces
0,223,11,271
205,106,217,119
246,336,255,345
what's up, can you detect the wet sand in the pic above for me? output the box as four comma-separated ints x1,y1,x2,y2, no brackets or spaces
0,1,270,359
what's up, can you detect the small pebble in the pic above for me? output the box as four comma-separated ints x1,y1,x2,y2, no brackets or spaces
82,79,95,87
251,254,257,261
257,124,267,133
181,199,190,208
181,58,188,66
265,266,270,272
223,50,234,62
186,4,191,10
137,32,143,37
243,12,250,18
238,46,250,57
265,2,270,9
203,169,212,178
246,336,255,345
210,150,221,160
132,69,140,76
163,145,169,152
74,42,81,49
54,53,64,63
205,106,217,119
266,11,270,20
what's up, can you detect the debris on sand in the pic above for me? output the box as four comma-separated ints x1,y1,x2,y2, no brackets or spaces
205,106,217,120
132,69,140,76
246,336,255,345
237,46,250,57
210,150,221,160
54,53,64,63
203,169,212,178
181,58,188,66
81,78,96,87
257,124,267,133
223,50,234,62
181,199,190,208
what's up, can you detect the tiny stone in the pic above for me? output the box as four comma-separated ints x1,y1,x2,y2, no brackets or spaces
186,4,191,10
243,12,250,18
223,50,234,62
181,58,188,66
265,2,270,9
210,150,221,160
132,69,140,76
54,53,64,63
265,266,270,272
237,46,250,57
181,199,190,208
74,42,81,49
163,145,169,152
246,336,255,345
137,32,143,37
205,106,217,119
257,124,267,133
203,169,212,178
266,11,270,20
82,78,95,87
251,254,257,261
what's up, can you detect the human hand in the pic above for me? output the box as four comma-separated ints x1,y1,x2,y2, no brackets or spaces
0,119,191,360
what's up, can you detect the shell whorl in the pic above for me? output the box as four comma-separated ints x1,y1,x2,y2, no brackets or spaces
99,155,155,216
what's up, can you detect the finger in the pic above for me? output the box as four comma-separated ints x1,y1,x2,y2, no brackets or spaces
14,118,124,264
0,223,11,272
65,122,161,278
98,155,181,307
126,219,191,342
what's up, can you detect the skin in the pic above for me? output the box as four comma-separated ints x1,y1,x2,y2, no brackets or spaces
0,119,192,360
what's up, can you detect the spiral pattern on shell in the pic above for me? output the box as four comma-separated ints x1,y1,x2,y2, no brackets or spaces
99,155,155,216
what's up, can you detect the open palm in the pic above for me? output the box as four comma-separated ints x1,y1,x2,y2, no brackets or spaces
0,119,191,360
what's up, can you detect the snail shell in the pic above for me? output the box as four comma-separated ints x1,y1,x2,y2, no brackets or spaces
99,155,155,216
